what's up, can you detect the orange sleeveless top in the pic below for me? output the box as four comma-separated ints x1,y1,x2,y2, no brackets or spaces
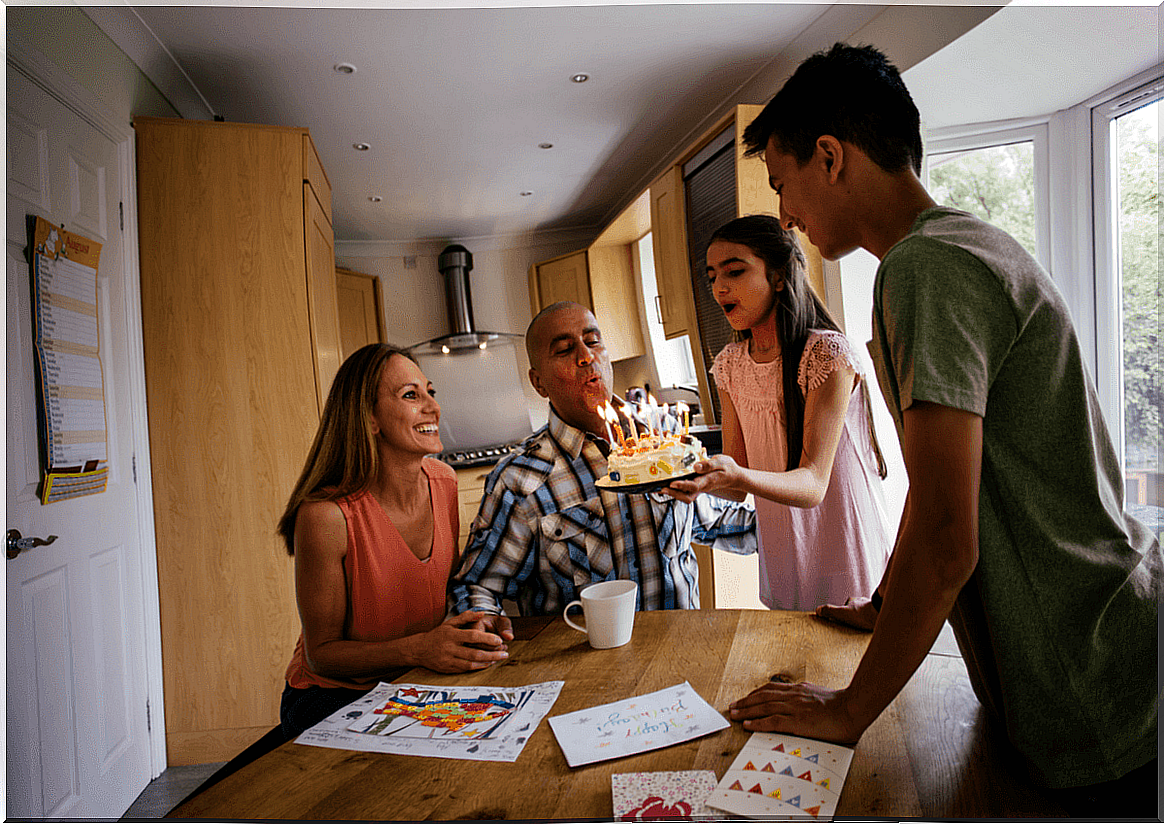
284,457,458,690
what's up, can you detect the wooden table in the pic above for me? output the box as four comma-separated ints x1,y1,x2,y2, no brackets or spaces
170,610,1069,819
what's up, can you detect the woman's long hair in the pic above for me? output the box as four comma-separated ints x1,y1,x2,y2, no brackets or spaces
277,343,415,554
709,215,886,478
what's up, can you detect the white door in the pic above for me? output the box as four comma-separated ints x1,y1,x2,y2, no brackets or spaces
6,65,155,817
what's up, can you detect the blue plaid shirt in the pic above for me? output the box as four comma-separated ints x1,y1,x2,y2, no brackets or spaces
449,406,756,616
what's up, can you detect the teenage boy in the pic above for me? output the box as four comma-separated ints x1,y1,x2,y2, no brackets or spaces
728,42,1159,814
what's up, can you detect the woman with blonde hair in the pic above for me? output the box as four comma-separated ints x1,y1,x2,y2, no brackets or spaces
278,343,512,738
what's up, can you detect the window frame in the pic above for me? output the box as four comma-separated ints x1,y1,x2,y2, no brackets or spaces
1090,70,1163,462
917,65,1163,456
924,118,1052,270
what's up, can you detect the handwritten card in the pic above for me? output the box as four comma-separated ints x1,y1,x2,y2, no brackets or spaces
705,732,854,820
548,681,730,768
612,770,719,819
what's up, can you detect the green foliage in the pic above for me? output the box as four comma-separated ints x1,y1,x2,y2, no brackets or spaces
930,142,1037,255
1117,103,1160,470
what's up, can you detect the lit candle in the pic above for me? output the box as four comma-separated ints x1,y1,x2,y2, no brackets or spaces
648,394,661,436
677,401,690,436
605,401,626,446
638,401,652,438
619,403,636,440
597,403,614,444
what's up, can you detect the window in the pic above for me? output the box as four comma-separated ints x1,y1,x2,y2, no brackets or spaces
1094,81,1162,514
925,122,1050,267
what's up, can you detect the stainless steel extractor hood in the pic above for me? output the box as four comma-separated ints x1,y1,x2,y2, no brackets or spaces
408,244,521,355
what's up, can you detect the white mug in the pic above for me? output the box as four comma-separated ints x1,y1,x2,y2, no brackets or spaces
563,580,638,649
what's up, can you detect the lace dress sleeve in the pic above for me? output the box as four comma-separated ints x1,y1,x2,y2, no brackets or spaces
711,342,740,397
798,331,862,393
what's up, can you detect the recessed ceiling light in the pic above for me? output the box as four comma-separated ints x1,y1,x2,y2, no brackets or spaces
539,143,554,149
571,73,589,83
334,63,357,75
353,142,371,151
368,195,382,203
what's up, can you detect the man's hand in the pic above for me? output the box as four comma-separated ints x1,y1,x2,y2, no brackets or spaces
815,595,878,632
729,681,864,745
471,611,515,643
416,611,511,673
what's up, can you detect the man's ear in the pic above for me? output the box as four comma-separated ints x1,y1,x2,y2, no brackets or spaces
529,367,549,399
816,135,845,184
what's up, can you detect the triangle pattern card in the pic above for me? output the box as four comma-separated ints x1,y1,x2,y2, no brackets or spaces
548,681,730,767
611,770,719,819
706,732,854,820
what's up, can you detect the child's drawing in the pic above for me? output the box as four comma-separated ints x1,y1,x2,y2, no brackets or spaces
349,685,534,740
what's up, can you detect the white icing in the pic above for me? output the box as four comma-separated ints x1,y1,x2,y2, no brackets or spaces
606,432,706,486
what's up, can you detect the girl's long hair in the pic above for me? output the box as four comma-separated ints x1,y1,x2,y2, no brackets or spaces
277,343,415,554
709,215,886,478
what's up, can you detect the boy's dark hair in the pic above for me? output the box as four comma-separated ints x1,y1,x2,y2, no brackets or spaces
742,42,923,176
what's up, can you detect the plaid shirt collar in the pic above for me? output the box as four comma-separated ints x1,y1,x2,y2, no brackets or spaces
544,403,614,461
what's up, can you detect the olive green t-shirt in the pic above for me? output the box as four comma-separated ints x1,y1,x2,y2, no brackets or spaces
869,206,1159,788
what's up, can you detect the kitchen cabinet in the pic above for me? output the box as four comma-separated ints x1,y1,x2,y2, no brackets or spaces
528,193,647,362
134,117,338,764
454,465,492,550
336,267,386,362
648,104,826,424
649,164,693,339
529,249,591,314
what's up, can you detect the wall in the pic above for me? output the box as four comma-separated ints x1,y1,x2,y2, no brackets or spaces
7,6,180,122
337,228,593,430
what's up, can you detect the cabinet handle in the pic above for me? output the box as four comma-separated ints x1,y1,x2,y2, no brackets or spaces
654,294,664,325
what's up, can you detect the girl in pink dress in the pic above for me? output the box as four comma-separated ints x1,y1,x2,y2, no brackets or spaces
668,215,891,610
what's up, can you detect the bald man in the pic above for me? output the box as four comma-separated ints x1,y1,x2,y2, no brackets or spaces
449,301,756,617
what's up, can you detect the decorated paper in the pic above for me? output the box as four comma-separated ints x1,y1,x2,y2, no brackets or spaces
548,681,730,768
295,680,563,762
612,770,719,819
706,732,854,820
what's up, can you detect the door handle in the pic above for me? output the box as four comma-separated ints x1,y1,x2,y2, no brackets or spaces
654,294,664,325
6,529,58,560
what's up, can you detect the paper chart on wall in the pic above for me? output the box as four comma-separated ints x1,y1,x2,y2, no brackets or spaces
548,681,730,768
705,732,854,820
294,680,564,762
28,216,110,503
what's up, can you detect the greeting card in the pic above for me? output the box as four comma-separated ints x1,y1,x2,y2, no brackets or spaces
548,681,730,767
705,732,854,820
611,771,719,820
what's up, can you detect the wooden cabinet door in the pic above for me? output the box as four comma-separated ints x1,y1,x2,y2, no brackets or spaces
587,244,645,361
134,117,317,765
649,165,692,339
532,250,592,314
336,268,385,362
304,183,340,412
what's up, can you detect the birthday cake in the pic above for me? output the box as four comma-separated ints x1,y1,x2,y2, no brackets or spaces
606,431,706,487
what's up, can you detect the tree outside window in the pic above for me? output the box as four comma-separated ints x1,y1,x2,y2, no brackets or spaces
1115,100,1160,507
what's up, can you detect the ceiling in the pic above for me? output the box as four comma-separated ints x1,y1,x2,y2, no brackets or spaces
81,2,1159,247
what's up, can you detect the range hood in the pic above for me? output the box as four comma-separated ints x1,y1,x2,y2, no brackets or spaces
406,245,532,460
407,244,521,355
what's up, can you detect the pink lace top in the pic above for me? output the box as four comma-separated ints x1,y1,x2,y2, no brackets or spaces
712,330,891,610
